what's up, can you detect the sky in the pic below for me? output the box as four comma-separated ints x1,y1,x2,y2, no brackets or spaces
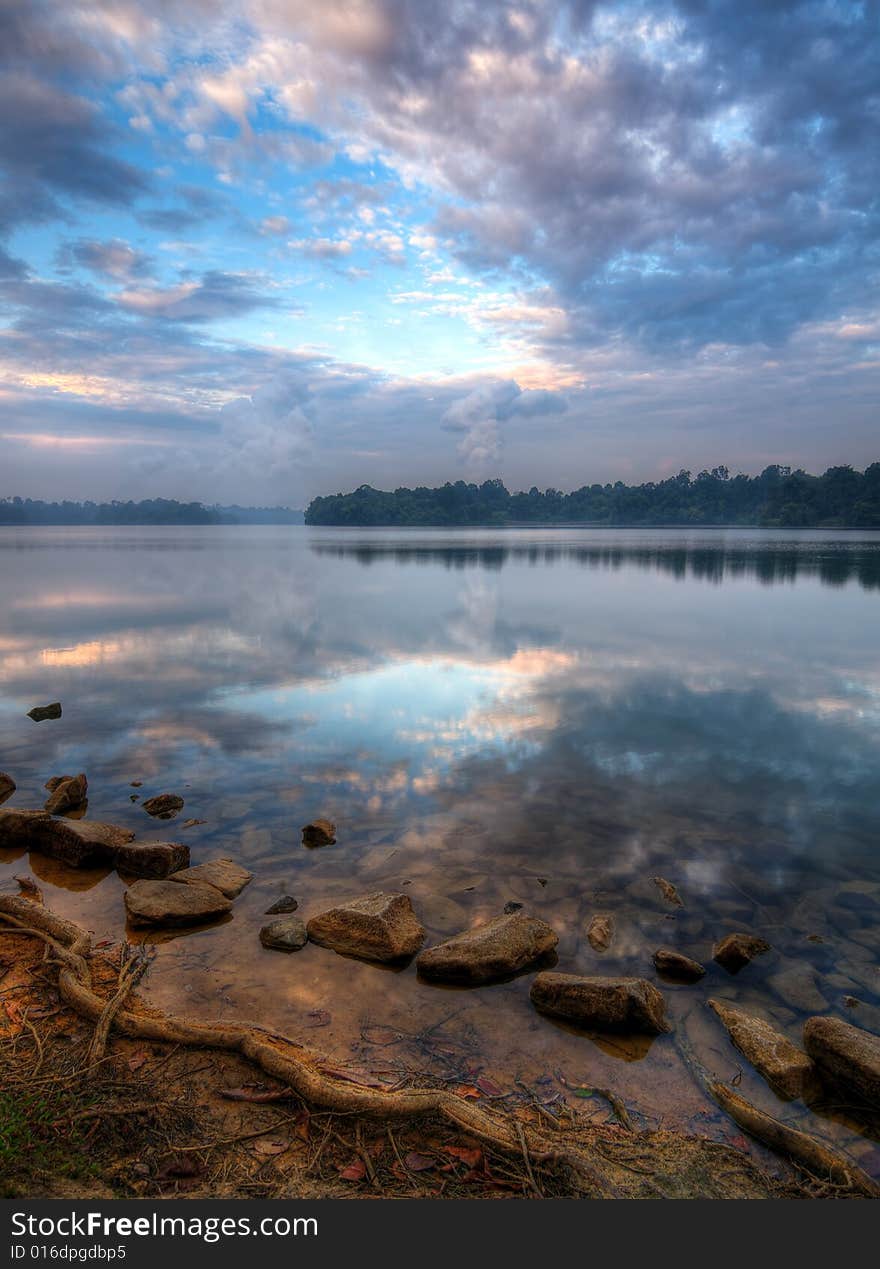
0,0,878,507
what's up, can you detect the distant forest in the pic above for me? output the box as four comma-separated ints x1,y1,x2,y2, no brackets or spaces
305,464,880,528
0,498,304,526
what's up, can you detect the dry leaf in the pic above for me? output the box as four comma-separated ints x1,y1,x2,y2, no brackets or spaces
338,1158,366,1181
127,1052,148,1072
453,1084,482,1099
443,1145,482,1168
404,1151,435,1172
476,1076,504,1097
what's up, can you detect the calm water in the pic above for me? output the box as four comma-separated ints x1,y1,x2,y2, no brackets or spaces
1,526,879,1173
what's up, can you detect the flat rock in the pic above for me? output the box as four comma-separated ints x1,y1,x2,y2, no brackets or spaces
265,895,298,915
0,772,15,805
417,913,558,984
124,879,232,927
260,916,308,952
27,702,62,722
114,842,190,879
768,963,828,1013
709,998,815,1100
169,858,252,898
0,809,134,867
302,818,336,846
142,793,184,820
803,1015,880,1109
307,892,425,962
653,948,706,981
586,914,614,951
530,973,669,1034
713,932,771,973
44,773,88,815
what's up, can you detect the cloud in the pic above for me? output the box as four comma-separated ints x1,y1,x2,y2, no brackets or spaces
116,270,279,321
58,237,151,280
443,380,567,475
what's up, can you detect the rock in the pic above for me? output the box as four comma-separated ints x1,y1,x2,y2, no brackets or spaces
803,1016,880,1109
417,913,558,984
0,772,15,805
0,809,134,867
307,892,425,962
44,773,88,815
44,776,70,792
768,964,828,1014
653,876,683,907
169,858,252,898
503,900,523,914
530,973,669,1034
114,842,190,879
27,702,62,722
124,879,232,927
265,895,298,915
142,793,184,820
182,819,207,829
130,781,142,788
709,999,815,1100
302,818,336,846
260,916,308,952
586,914,614,951
653,948,706,981
713,932,771,973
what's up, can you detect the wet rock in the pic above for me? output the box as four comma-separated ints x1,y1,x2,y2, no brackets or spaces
768,963,828,1014
713,932,771,973
114,842,190,879
653,948,706,982
804,1016,880,1110
302,818,336,846
44,776,69,792
709,999,815,1100
265,895,298,915
0,808,134,867
260,916,308,952
417,913,558,984
124,878,232,927
653,876,683,907
142,793,184,820
44,773,88,815
503,900,523,914
169,858,252,898
0,772,15,805
130,781,142,788
27,702,62,722
530,973,669,1034
307,892,425,962
181,819,207,829
586,914,614,951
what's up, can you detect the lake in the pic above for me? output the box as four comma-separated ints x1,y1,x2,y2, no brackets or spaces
1,525,879,1174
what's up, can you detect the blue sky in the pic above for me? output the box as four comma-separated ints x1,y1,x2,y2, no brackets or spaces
1,0,878,506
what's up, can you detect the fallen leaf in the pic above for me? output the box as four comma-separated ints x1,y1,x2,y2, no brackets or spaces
219,1085,290,1103
293,1111,310,1142
252,1139,287,1157
443,1145,482,1168
338,1159,366,1181
453,1084,482,1099
306,1009,331,1028
573,1086,595,1099
476,1076,504,1097
127,1053,148,1072
404,1151,435,1172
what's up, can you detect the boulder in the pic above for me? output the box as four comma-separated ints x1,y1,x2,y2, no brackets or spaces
260,916,308,952
27,702,62,722
803,1016,880,1109
530,973,669,1034
265,895,298,915
586,914,614,951
417,913,558,984
307,892,424,962
44,773,88,815
169,858,252,898
653,948,706,982
114,842,190,879
713,932,771,973
302,818,336,846
0,772,15,805
709,999,815,1100
142,793,184,820
124,879,232,927
0,809,134,867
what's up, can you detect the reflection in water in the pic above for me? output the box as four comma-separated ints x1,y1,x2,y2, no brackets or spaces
1,525,879,1175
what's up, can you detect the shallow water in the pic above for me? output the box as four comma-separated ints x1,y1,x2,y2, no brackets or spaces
1,526,879,1175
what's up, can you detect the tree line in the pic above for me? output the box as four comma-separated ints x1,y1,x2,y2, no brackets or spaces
304,465,880,527
0,498,303,525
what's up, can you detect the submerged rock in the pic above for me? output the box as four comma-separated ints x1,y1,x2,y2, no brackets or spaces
502,900,523,914
768,964,828,1014
124,878,232,927
27,702,62,722
142,793,184,820
713,932,771,973
114,842,190,879
709,999,815,1100
586,914,615,951
182,819,207,829
44,773,88,815
653,948,706,982
416,913,558,984
803,1016,880,1110
302,818,336,846
0,808,134,867
169,858,252,898
265,895,298,915
307,892,424,962
653,876,684,907
260,916,308,952
0,772,15,805
530,973,669,1034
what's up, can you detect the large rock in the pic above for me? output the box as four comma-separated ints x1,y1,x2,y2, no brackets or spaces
803,1016,880,1109
713,932,771,973
0,809,134,867
0,772,15,805
114,842,190,879
586,914,614,951
302,818,336,846
653,948,706,982
417,913,558,984
709,999,815,1100
169,858,252,898
44,773,88,815
531,973,669,1034
124,879,232,927
142,793,184,820
27,702,62,722
260,916,308,952
307,892,425,962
